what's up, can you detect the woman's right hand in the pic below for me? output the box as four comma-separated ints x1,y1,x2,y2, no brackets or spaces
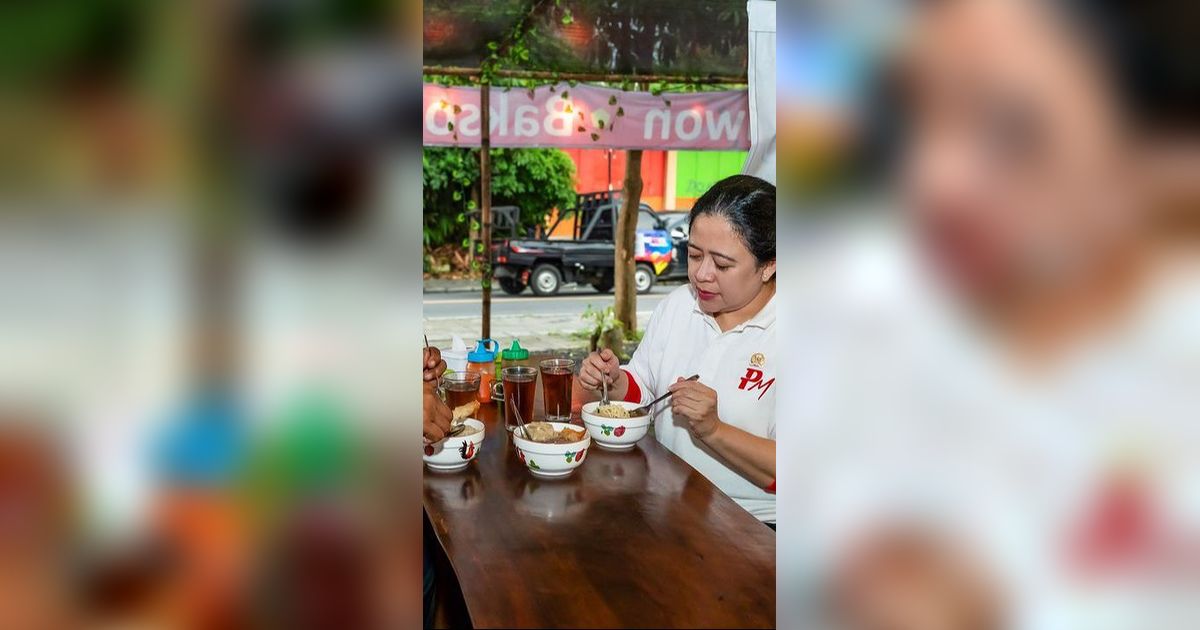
423,386,453,443
579,348,621,392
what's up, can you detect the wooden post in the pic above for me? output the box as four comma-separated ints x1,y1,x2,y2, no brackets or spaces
480,80,492,340
613,149,643,346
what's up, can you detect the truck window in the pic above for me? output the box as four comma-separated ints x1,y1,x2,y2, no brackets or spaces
637,210,661,232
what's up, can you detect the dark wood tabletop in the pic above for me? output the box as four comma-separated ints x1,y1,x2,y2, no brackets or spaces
423,376,776,629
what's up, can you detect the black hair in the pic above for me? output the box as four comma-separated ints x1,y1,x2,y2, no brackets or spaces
1055,0,1198,133
688,174,776,266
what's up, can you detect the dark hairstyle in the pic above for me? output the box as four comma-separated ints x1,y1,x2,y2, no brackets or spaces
1055,0,1198,133
688,174,776,265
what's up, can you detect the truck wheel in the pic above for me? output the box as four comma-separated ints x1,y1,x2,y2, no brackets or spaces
530,264,563,296
634,264,655,294
498,277,527,295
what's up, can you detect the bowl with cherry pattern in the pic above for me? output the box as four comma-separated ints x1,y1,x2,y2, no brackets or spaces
511,421,591,479
581,401,652,451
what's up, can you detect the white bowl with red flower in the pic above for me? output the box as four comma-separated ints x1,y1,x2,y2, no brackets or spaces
511,421,591,479
423,419,484,472
581,401,652,450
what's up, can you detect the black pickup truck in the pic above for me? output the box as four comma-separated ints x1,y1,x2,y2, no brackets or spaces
491,192,678,296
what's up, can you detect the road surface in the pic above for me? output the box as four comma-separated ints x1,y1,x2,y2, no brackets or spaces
423,283,676,319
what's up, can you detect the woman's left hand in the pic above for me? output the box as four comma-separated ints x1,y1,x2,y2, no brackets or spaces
669,377,722,439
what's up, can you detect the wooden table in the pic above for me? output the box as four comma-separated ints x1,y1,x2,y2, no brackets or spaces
423,379,776,628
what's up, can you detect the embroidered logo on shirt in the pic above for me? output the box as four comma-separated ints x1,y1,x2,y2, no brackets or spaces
750,352,765,367
738,367,775,400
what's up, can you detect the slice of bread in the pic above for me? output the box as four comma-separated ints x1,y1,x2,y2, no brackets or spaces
451,400,479,422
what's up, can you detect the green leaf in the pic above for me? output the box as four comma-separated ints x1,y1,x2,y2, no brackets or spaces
590,133,599,141
597,120,605,130
616,107,625,117
608,95,618,106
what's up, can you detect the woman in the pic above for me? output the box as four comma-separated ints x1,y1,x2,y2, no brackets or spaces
579,174,778,526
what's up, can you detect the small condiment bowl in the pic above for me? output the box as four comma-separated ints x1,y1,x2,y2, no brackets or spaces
511,421,591,479
581,401,652,450
423,419,485,472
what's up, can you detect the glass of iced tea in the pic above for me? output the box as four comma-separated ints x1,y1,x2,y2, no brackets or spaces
539,358,575,422
441,371,481,411
494,366,537,431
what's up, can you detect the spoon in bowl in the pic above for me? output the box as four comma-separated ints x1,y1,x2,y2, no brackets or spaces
510,394,529,439
628,374,699,417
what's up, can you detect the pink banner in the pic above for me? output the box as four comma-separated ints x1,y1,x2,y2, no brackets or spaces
423,82,750,150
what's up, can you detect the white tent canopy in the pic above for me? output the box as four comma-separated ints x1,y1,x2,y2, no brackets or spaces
743,0,777,183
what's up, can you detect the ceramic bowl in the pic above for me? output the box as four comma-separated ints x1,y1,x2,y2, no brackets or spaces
581,401,652,450
423,419,485,472
511,421,591,479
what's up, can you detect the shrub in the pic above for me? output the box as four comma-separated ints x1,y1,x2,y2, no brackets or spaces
423,147,577,248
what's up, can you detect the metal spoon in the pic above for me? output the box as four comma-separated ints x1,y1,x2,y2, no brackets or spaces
628,374,699,417
445,418,468,438
510,392,529,439
601,371,611,407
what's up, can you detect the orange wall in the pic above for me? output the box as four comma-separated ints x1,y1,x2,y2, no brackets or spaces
563,149,666,210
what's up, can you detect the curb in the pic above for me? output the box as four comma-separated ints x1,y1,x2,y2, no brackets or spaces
423,283,484,294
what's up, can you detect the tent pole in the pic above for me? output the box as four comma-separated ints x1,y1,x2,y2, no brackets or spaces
480,80,492,340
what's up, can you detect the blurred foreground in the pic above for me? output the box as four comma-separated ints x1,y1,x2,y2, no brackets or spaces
1,0,424,626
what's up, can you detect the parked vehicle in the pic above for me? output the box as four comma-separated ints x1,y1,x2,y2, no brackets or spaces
656,210,691,280
491,192,675,296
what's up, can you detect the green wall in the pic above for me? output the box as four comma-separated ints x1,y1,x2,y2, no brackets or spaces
673,151,748,208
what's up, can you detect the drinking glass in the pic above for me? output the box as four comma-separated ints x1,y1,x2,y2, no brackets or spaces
493,366,537,431
539,358,575,422
441,371,481,411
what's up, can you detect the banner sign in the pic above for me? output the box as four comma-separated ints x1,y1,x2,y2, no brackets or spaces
423,82,750,151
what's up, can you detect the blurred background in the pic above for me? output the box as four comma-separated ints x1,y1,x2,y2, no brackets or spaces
0,0,424,627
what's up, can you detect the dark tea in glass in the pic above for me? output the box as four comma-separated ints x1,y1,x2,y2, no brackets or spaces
540,358,574,421
442,371,481,410
499,366,537,431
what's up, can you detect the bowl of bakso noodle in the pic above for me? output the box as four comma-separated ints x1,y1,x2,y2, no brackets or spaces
423,418,485,472
512,421,591,478
581,401,651,451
